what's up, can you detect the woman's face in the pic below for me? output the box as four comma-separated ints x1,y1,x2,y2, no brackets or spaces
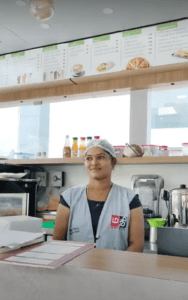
84,147,113,181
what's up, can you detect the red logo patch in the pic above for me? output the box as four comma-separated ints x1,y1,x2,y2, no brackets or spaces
110,215,120,229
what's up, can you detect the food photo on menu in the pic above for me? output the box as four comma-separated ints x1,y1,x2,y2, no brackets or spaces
96,61,115,72
43,70,65,81
172,49,188,59
72,64,85,77
126,57,150,70
17,73,33,84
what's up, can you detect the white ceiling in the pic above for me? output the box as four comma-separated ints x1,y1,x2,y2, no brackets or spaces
0,0,188,55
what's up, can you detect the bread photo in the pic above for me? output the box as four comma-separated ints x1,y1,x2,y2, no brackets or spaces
126,57,149,70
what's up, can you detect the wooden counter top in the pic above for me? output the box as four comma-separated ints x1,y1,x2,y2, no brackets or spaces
66,247,188,283
1,245,188,300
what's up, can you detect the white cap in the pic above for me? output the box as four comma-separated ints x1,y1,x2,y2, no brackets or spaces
85,139,116,158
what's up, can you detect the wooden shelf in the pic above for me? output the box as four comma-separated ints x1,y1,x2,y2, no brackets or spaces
1,62,188,103
1,156,188,166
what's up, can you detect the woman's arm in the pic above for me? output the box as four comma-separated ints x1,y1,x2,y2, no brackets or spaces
126,207,144,252
53,203,70,240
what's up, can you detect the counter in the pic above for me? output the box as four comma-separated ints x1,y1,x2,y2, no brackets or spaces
0,245,188,300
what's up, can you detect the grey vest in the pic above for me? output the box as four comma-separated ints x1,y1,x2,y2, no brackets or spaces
62,183,136,251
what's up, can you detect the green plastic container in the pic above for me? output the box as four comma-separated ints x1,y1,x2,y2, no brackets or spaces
42,221,55,229
147,218,166,228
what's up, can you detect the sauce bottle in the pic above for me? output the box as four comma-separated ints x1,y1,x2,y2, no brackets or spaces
63,135,71,158
71,137,78,158
87,136,92,145
79,137,86,158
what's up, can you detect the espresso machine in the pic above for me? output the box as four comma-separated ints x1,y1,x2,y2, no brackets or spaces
131,175,164,239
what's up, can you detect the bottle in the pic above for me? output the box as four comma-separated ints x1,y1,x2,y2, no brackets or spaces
71,137,78,158
79,137,86,158
94,136,100,139
87,136,92,145
63,135,71,158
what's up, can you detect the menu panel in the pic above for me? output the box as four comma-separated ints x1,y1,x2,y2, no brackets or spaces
156,20,188,66
0,55,10,87
42,44,68,81
91,33,121,75
9,49,42,86
122,27,156,71
67,39,91,78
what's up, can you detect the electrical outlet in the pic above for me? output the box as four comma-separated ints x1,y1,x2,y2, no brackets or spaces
51,172,64,187
36,172,47,187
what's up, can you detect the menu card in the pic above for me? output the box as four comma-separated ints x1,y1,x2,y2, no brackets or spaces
0,55,10,88
67,39,91,78
0,241,95,269
156,20,188,66
121,27,155,71
42,44,68,82
91,33,121,75
9,49,42,86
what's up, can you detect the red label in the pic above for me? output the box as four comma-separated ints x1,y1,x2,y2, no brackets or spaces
110,215,120,228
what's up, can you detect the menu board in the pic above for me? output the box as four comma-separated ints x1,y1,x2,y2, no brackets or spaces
122,27,156,71
9,49,42,86
67,39,91,78
0,55,10,87
1,19,188,88
91,33,121,75
42,44,68,82
156,20,188,66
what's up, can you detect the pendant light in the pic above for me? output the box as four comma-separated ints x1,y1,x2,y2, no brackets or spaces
30,0,54,21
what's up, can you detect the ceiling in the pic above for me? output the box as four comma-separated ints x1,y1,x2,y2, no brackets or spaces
0,0,188,55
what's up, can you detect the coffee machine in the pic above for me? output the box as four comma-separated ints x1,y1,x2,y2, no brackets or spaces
131,175,164,239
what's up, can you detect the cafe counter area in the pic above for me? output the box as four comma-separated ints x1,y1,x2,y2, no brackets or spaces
1,244,188,300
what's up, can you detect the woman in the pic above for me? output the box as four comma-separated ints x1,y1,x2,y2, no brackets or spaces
53,139,144,252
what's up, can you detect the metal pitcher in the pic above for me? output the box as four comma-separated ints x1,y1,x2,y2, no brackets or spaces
169,184,188,227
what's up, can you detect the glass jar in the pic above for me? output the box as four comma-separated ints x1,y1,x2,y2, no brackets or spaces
141,145,152,157
169,150,183,157
182,143,188,156
159,146,169,157
114,146,125,157
149,145,159,157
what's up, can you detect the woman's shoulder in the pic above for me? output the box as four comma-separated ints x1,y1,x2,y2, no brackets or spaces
112,183,136,202
61,185,86,197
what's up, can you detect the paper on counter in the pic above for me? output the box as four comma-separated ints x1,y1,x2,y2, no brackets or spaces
0,231,44,249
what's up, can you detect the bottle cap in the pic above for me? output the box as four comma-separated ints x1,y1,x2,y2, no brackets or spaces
94,136,100,139
80,137,86,140
73,137,78,140
87,136,92,139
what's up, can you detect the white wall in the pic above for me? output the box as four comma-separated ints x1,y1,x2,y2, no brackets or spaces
37,163,188,219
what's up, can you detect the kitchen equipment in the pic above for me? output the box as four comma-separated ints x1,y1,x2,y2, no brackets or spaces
147,218,166,243
157,227,188,257
164,184,188,227
131,174,164,239
0,164,39,217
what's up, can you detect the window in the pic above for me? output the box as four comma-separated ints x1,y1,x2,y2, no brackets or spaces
148,86,188,148
0,107,19,158
49,94,130,158
0,92,130,158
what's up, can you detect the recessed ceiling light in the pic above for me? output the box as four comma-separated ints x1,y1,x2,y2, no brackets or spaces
177,95,187,99
16,1,26,7
103,8,113,15
41,23,50,29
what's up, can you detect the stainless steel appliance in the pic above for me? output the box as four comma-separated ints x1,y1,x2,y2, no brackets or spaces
131,174,164,239
164,184,188,227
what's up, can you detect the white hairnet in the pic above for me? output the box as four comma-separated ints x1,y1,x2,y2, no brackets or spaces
85,139,116,158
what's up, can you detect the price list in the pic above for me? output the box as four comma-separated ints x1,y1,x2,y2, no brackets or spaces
156,20,188,66
67,39,91,78
0,55,10,87
42,44,68,81
122,27,155,71
9,49,42,86
91,33,121,75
